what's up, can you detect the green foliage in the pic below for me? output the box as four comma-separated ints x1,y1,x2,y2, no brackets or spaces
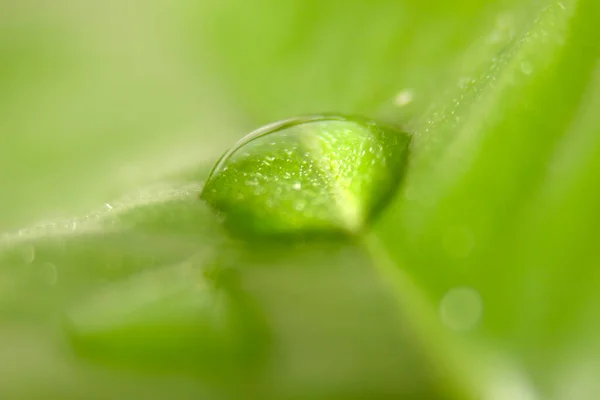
1,0,600,399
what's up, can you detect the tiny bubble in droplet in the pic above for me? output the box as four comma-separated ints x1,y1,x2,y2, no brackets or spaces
293,182,302,190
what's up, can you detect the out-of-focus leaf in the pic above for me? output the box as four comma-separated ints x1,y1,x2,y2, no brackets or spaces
377,0,600,397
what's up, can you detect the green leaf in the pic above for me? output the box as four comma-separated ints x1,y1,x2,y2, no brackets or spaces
377,0,600,396
2,0,600,399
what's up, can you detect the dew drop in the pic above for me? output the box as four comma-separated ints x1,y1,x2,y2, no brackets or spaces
200,114,410,239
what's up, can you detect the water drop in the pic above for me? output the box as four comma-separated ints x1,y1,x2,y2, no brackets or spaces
201,114,410,239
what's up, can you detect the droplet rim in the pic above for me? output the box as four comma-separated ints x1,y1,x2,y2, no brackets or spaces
204,114,379,184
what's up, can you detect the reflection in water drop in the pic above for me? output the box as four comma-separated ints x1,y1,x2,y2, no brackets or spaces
439,286,483,332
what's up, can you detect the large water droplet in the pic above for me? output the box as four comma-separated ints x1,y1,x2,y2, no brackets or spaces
201,115,410,239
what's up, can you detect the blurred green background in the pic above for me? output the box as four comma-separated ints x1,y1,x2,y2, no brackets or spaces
1,0,600,398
